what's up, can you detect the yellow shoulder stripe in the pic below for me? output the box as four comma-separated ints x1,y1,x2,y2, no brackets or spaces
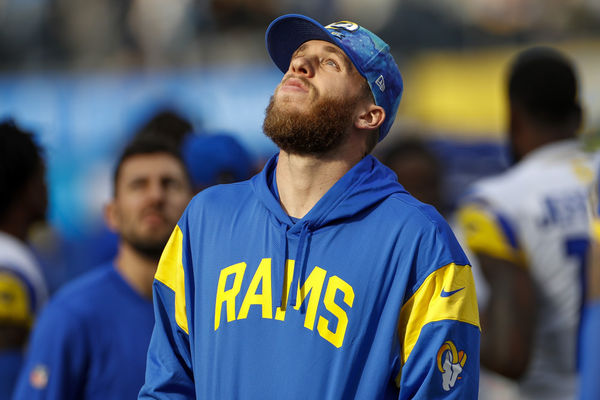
457,203,526,266
398,263,480,365
0,271,33,326
154,225,188,334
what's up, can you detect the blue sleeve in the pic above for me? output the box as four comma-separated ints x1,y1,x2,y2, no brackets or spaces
579,301,600,400
138,225,194,399
12,301,87,400
397,262,481,399
399,321,480,399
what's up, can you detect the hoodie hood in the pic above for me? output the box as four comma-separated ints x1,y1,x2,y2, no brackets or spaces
251,154,405,311
252,154,404,230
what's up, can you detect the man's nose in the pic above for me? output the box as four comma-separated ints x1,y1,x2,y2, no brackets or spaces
147,181,166,204
289,55,314,78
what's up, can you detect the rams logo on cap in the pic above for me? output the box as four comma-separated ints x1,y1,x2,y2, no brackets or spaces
436,341,466,391
325,21,359,32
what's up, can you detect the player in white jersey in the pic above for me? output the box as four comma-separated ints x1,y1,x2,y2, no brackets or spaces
456,47,595,400
0,121,49,397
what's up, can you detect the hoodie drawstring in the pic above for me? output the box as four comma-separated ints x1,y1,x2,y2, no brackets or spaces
289,221,311,314
275,223,289,310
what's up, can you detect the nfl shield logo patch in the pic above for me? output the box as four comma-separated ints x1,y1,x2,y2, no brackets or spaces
29,364,49,389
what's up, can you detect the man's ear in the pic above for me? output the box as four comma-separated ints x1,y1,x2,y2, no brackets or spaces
104,201,119,232
355,104,385,131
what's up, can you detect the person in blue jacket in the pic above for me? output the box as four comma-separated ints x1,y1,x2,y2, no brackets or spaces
13,137,193,399
140,14,481,399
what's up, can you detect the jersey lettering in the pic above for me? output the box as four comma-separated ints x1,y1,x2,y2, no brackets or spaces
238,258,273,320
294,266,327,330
214,262,246,330
317,275,355,348
538,191,588,228
214,258,354,348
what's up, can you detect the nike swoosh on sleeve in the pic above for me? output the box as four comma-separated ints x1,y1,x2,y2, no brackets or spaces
440,287,465,297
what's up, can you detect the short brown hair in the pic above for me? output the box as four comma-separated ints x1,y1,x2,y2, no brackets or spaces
113,137,191,196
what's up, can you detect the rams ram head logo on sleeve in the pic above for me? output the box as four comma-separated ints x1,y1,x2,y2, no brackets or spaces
437,341,467,391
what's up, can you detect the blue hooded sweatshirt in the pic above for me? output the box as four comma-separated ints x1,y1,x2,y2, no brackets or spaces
139,154,480,399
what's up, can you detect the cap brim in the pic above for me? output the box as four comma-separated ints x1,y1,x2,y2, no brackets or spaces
266,14,339,74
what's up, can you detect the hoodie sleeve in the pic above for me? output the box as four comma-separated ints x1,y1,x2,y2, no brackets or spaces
138,224,195,399
395,218,481,399
397,263,480,399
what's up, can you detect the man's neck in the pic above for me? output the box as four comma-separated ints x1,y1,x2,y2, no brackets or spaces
114,242,158,300
275,148,362,219
519,128,575,160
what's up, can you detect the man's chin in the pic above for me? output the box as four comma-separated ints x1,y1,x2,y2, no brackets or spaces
139,221,173,237
123,231,172,260
272,98,309,116
130,241,168,261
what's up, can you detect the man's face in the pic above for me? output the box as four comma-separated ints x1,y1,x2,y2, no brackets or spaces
107,153,192,260
263,40,369,155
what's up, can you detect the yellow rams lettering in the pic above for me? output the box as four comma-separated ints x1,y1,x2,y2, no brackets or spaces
294,266,327,330
213,258,354,348
214,262,246,330
317,276,355,348
238,258,273,320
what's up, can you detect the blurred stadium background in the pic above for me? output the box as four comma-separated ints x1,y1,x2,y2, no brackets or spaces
1,0,600,291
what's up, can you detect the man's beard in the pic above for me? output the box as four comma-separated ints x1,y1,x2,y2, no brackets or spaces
262,90,358,156
121,227,171,261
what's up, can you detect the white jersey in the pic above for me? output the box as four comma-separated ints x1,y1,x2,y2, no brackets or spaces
0,231,48,324
456,139,596,400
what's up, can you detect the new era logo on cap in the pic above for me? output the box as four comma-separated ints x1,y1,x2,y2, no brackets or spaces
265,14,403,142
375,75,385,92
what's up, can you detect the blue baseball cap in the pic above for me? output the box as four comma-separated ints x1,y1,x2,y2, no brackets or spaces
266,14,403,142
181,133,254,189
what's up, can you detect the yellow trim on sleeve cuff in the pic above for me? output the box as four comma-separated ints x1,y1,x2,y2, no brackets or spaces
154,225,189,334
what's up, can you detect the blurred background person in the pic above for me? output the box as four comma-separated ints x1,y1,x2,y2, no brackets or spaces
132,107,194,147
12,136,193,400
455,46,595,400
0,121,49,398
57,107,198,282
181,132,256,193
378,137,445,216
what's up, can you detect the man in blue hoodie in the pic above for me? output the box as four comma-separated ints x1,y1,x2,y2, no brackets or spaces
140,14,480,399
